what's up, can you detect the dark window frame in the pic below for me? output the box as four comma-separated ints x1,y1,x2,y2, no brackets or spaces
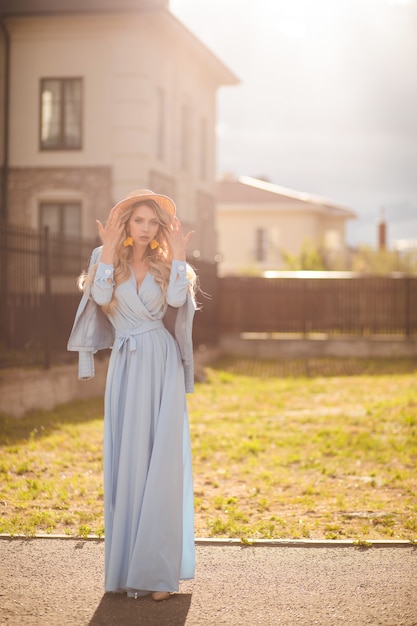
255,227,268,262
39,77,83,151
39,201,82,275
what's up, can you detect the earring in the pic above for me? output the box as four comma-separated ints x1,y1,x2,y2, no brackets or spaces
150,239,160,250
123,236,133,247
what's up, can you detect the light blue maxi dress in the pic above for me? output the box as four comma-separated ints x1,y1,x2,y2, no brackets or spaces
91,259,195,595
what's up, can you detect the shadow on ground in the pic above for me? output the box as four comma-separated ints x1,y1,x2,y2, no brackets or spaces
89,592,192,626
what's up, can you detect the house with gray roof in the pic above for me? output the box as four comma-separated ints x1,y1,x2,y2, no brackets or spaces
216,174,356,274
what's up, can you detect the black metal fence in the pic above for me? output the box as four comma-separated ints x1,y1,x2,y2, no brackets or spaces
0,224,97,368
0,223,218,369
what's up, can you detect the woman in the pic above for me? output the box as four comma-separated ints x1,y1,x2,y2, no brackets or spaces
68,189,196,601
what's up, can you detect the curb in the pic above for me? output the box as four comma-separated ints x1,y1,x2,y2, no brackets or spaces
0,534,415,548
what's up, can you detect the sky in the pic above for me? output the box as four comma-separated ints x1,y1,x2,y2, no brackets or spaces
170,0,417,247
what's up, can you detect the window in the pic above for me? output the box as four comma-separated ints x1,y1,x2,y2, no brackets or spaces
200,117,207,180
156,88,165,160
255,228,268,262
180,103,190,170
40,78,82,150
39,202,81,274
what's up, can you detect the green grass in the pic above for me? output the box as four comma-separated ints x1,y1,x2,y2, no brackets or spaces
1,357,416,541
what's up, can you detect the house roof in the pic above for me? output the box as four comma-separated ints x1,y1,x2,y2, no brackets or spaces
217,175,356,219
0,0,238,86
0,0,167,15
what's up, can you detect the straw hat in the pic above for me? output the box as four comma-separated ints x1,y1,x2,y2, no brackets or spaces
113,189,176,215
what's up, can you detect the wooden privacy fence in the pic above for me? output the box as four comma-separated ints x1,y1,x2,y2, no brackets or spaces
218,274,417,336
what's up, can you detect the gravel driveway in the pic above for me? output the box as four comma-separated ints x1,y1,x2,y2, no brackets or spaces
0,538,416,625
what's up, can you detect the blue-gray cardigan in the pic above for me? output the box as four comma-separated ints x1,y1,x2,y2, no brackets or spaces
67,247,196,393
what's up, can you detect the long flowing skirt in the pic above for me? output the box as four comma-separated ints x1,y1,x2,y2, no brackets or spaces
103,326,195,593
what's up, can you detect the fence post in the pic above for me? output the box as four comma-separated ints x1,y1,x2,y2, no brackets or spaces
0,221,9,345
43,225,51,368
405,276,411,337
302,278,308,337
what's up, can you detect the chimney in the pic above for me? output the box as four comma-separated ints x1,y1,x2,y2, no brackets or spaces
378,208,387,250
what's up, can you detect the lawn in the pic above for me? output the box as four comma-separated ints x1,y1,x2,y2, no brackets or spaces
0,357,416,540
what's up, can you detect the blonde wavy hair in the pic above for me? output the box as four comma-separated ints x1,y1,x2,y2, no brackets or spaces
79,199,196,314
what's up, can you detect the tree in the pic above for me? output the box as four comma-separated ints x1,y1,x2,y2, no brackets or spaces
282,239,325,271
351,245,417,275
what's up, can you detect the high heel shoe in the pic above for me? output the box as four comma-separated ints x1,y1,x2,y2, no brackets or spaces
152,591,171,602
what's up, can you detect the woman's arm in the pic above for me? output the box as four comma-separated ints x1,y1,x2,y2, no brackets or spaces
166,260,191,308
91,261,115,306
91,204,124,305
96,205,125,265
165,215,194,307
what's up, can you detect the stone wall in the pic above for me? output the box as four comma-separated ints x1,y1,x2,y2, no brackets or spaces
219,335,417,360
2,338,416,419
7,166,112,237
0,358,108,418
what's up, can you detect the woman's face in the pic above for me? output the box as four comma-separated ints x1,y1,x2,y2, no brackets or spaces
127,204,160,249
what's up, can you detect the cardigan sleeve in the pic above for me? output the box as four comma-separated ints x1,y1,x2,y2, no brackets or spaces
166,260,191,308
91,262,115,306
67,247,115,381
78,350,95,380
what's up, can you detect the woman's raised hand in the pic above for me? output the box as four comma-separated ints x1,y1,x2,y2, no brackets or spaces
168,216,194,261
96,206,125,264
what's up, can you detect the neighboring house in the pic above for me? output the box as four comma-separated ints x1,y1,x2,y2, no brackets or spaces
0,0,237,268
394,239,417,254
216,175,356,274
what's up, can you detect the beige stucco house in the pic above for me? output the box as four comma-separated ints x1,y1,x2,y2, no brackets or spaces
216,175,356,274
0,0,237,263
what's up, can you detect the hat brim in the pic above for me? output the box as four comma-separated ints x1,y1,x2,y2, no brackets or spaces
114,191,176,216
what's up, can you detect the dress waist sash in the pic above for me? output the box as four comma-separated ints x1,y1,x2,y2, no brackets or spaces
116,319,164,352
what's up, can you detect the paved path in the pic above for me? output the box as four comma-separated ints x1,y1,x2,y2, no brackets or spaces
0,538,416,625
